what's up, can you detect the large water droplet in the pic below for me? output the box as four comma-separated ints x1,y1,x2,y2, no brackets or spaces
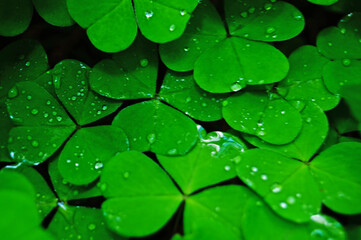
169,24,176,32
145,11,153,19
271,183,282,193
94,161,103,170
342,58,351,66
147,133,156,144
231,82,243,92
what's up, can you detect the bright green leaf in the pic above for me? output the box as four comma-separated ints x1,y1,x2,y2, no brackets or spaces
101,151,183,237
310,142,361,214
277,45,340,111
223,91,303,145
244,102,329,161
237,149,322,223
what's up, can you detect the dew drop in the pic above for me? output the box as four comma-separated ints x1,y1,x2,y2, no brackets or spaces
224,165,231,171
140,59,149,67
180,9,187,16
123,171,130,179
145,11,153,19
271,183,282,193
147,133,156,144
342,58,351,66
231,82,243,92
94,161,103,170
88,224,96,230
251,166,258,172
25,61,31,67
8,86,18,99
31,109,39,115
266,27,275,34
261,174,268,180
280,202,288,209
287,196,296,204
169,24,176,32
31,140,39,148
167,148,177,155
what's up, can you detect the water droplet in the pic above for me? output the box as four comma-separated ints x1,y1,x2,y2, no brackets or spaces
287,196,296,204
342,58,351,66
169,24,176,32
340,28,346,34
271,183,282,193
280,202,288,209
261,174,268,180
180,9,187,16
293,12,303,21
25,61,31,67
8,86,18,99
54,76,61,89
185,97,192,103
140,59,149,67
123,171,130,179
94,161,103,170
88,224,96,230
31,109,39,115
167,148,177,155
184,47,189,52
241,11,248,18
31,140,39,148
231,82,243,92
224,165,231,171
311,229,325,238
145,11,153,19
266,27,275,34
251,166,258,172
147,133,156,144
201,102,207,107
264,3,272,10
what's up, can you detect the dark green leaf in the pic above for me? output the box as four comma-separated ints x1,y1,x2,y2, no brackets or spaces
53,59,122,125
158,131,247,194
0,0,33,36
90,35,158,100
112,100,198,155
49,157,102,202
32,0,74,27
0,39,48,99
159,71,229,121
66,0,137,52
58,126,129,185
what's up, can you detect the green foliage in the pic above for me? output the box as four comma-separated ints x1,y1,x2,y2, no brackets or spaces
0,0,361,240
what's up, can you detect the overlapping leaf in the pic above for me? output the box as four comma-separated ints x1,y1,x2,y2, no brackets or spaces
160,0,305,93
66,0,198,52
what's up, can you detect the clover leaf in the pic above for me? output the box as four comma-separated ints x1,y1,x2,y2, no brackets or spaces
0,0,33,36
277,45,340,111
308,0,339,5
160,0,305,93
157,131,247,194
89,35,158,100
244,102,329,161
0,169,54,240
32,0,74,27
317,12,361,94
101,151,183,237
66,0,198,52
222,91,303,145
237,142,361,223
112,100,198,155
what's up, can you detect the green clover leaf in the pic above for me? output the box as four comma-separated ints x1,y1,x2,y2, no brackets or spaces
66,0,198,52
160,0,305,93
